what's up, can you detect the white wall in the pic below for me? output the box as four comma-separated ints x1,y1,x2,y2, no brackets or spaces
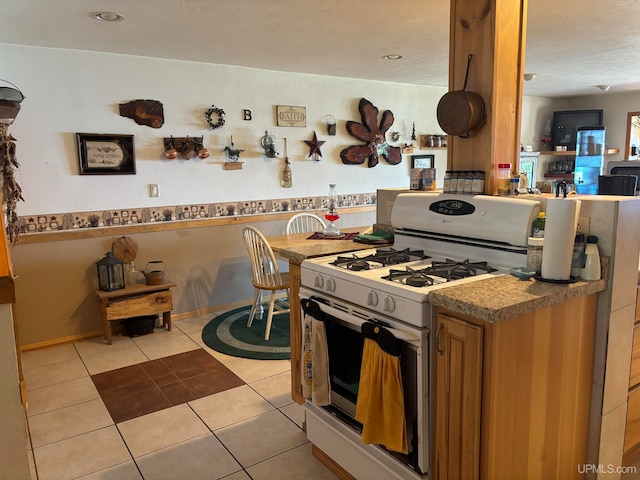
1,43,451,216
568,91,640,162
0,42,574,219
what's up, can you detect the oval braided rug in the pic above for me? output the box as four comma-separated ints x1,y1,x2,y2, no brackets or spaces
201,303,290,360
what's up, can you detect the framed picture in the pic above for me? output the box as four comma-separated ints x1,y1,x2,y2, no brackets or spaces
76,133,135,175
411,154,434,169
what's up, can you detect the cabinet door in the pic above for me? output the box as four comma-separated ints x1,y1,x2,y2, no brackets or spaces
434,313,483,480
625,385,640,462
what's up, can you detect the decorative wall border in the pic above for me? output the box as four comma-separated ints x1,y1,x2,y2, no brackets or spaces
18,192,377,234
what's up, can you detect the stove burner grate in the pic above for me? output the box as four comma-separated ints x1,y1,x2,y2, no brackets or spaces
330,248,429,270
382,259,497,287
423,258,497,281
381,267,437,287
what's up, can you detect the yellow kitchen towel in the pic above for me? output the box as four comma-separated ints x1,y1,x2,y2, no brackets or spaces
355,323,408,454
301,299,330,406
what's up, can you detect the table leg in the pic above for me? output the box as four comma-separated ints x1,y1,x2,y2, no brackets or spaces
163,311,172,331
100,299,112,345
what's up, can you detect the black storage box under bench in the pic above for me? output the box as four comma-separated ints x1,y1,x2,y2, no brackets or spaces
120,315,158,337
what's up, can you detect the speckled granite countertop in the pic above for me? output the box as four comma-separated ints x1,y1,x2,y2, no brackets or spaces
428,274,606,323
267,227,375,265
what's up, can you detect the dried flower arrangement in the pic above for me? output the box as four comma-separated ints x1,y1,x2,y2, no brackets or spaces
0,124,24,244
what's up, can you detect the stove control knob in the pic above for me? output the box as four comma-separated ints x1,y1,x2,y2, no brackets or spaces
367,290,379,306
314,275,325,288
326,278,336,292
383,295,396,312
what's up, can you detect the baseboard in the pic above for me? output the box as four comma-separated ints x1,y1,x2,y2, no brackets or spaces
20,297,284,351
21,329,104,352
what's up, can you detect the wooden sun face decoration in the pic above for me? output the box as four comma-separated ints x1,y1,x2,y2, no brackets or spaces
340,98,402,168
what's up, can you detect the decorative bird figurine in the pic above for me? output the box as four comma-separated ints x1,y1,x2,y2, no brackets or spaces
224,145,245,162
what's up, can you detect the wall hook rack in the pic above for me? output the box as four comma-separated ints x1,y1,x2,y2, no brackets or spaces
163,136,208,160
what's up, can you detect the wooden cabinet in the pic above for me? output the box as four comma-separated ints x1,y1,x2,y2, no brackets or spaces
623,285,640,464
434,313,483,480
435,292,598,480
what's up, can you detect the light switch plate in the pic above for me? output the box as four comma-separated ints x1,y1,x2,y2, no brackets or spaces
149,184,159,197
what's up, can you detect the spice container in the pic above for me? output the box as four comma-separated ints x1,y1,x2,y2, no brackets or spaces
509,177,519,195
471,171,485,194
443,170,452,193
497,163,511,196
527,237,544,274
449,171,459,194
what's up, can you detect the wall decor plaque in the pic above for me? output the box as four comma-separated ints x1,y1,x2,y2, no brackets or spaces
276,105,306,127
119,99,164,128
76,133,135,175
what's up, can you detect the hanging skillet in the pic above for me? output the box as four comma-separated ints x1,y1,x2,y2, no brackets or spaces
437,54,486,138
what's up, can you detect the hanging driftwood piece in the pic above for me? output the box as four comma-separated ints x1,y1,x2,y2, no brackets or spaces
119,99,164,128
340,98,401,168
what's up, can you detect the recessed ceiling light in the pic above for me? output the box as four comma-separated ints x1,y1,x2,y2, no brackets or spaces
596,85,610,91
93,11,125,22
383,54,404,60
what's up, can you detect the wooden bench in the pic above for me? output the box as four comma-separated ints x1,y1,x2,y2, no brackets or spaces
95,281,177,344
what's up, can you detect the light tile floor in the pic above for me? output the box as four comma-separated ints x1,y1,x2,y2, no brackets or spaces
22,311,339,480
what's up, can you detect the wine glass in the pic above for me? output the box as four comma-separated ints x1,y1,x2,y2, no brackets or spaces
323,184,341,237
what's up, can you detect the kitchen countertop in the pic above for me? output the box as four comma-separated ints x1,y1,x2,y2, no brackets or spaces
268,227,375,265
268,230,607,323
429,273,606,323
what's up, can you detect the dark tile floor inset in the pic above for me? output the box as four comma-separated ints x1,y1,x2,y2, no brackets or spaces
91,349,245,423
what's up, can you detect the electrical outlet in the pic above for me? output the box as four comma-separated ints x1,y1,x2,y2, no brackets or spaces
577,216,590,235
149,184,159,197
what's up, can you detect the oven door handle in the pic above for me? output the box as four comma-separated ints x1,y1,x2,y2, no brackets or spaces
300,296,420,342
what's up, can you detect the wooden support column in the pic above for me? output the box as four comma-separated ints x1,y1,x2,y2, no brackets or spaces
447,0,528,195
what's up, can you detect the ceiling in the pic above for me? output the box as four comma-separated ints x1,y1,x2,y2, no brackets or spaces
1,0,640,98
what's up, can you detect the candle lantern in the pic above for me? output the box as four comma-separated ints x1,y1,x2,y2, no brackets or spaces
325,115,337,136
96,252,125,291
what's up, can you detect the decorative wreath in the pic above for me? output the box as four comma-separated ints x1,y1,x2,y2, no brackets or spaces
205,105,226,130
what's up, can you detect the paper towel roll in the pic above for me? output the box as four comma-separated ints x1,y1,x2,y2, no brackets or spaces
540,198,581,280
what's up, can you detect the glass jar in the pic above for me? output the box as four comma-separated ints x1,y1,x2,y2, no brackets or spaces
449,171,459,194
471,171,485,194
497,163,511,196
443,170,452,193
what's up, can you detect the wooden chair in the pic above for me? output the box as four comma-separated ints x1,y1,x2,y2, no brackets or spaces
286,213,326,234
242,226,290,340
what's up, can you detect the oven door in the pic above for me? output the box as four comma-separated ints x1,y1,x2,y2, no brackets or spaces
300,287,430,477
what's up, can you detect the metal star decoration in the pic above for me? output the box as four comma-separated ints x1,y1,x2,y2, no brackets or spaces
304,131,325,161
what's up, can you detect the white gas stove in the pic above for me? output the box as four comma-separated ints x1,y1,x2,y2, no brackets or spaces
300,193,542,480
301,193,542,326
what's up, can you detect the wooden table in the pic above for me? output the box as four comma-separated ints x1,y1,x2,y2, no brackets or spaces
95,281,177,344
267,227,375,404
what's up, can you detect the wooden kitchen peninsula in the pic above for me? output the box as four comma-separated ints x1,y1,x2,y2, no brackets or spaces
429,274,606,480
267,227,373,404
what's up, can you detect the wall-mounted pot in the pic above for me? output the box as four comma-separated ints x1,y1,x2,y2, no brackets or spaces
141,261,168,285
437,54,486,138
